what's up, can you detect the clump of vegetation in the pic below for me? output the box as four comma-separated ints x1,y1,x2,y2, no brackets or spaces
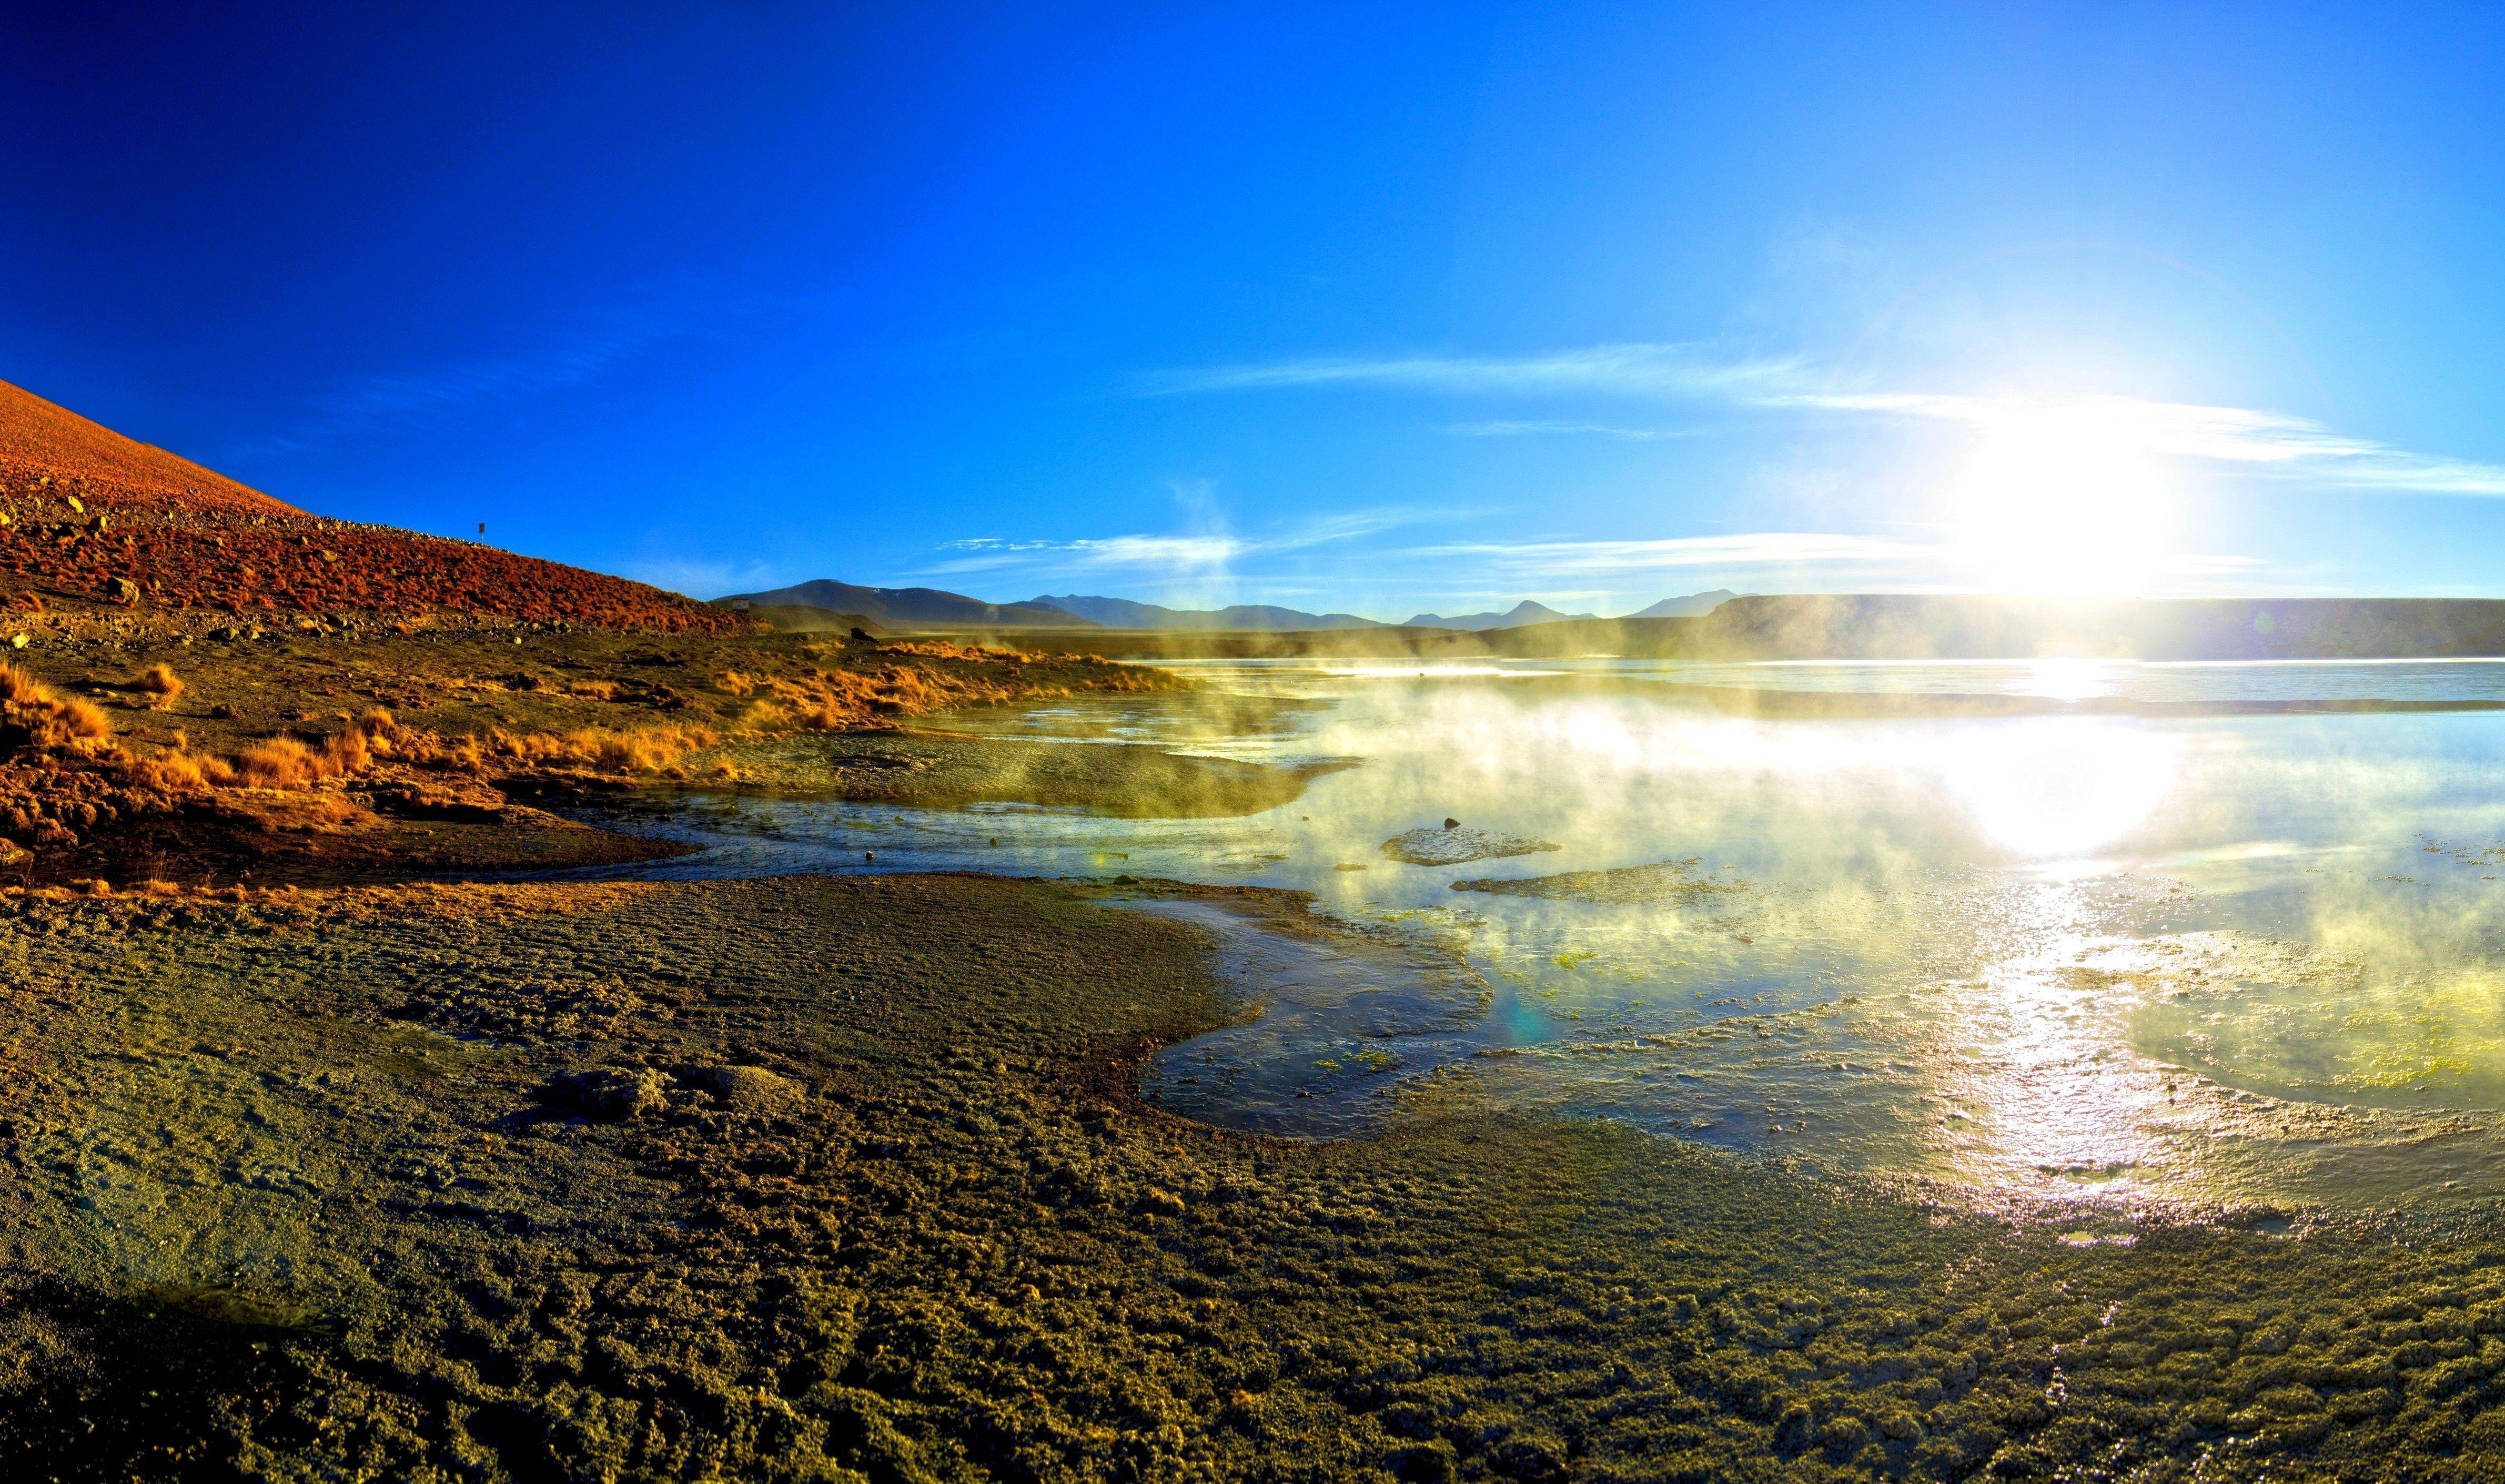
0,662,112,753
138,662,185,709
397,719,720,778
227,709,401,788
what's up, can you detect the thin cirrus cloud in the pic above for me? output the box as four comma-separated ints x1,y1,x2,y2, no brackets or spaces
1772,390,2505,496
1393,532,2261,583
1446,420,1695,440
1167,344,2505,497
918,507,1435,579
1395,532,1939,577
1152,343,1797,397
929,534,1248,576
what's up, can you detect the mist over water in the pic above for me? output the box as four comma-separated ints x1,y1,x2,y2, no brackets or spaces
600,658,2505,1218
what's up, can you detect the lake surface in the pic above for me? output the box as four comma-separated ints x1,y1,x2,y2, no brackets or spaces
592,657,2505,1218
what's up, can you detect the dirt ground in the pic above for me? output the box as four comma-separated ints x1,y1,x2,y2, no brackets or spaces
0,874,2501,1482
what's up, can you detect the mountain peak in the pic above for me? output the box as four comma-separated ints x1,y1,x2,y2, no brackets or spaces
1625,589,1742,619
1026,594,1382,630
1401,599,1599,631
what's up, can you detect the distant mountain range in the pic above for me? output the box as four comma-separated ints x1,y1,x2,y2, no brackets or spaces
716,580,1096,628
1401,600,1598,631
714,580,1744,631
1625,589,1740,619
1027,594,1383,630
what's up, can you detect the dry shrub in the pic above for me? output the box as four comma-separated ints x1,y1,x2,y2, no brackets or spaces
0,662,113,751
883,640,1012,661
716,671,755,697
134,751,235,793
139,663,185,708
322,728,370,775
567,679,623,701
57,695,112,741
441,721,718,776
227,710,400,789
236,735,322,788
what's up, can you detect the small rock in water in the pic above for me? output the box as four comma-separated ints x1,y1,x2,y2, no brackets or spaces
1444,817,1460,829
864,850,875,863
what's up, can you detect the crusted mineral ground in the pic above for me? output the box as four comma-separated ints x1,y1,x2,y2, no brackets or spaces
1,874,2504,1481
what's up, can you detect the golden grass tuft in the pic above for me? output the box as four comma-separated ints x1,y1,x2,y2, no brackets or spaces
0,662,113,750
133,750,235,792
236,734,322,788
139,663,185,708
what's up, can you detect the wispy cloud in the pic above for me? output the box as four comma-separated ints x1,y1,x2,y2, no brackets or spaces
1445,420,1695,440
1770,390,2505,496
1390,531,2260,585
918,506,1432,581
267,279,787,448
1152,343,1796,398
615,556,794,600
933,535,1247,575
1166,344,2505,497
1399,532,1940,576
320,342,639,426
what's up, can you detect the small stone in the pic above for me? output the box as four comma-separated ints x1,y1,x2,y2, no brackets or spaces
1443,817,1460,829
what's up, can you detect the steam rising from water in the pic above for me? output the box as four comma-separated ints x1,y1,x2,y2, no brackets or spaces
613,658,2505,1216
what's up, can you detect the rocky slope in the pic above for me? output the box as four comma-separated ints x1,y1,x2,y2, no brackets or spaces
0,378,736,633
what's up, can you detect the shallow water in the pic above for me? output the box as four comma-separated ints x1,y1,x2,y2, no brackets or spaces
584,657,2505,1216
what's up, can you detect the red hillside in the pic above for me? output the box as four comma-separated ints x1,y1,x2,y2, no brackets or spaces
0,378,740,632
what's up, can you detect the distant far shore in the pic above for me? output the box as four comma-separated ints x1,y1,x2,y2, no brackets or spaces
820,594,2505,663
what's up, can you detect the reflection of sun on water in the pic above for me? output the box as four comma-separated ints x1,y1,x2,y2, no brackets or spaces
1953,405,2176,593
2017,657,2123,701
1942,720,2180,859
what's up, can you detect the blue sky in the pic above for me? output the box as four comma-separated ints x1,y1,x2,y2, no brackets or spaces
6,3,2505,618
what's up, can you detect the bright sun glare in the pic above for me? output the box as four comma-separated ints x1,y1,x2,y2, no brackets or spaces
1952,406,2176,594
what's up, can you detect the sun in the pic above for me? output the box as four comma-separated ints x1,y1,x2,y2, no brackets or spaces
1950,404,2177,594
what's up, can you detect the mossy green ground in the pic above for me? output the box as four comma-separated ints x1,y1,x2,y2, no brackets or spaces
3,876,2505,1480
